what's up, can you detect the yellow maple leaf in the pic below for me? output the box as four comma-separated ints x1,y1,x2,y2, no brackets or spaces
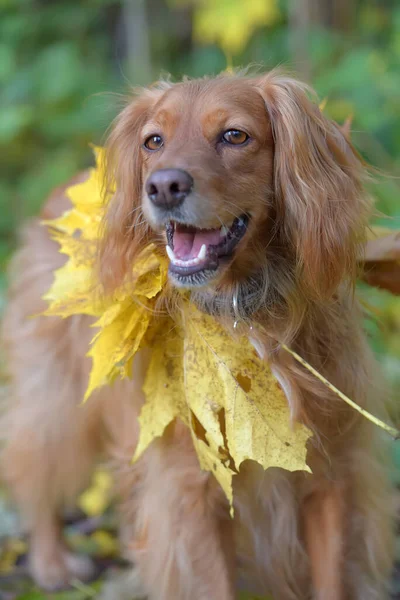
42,146,311,513
133,319,187,459
184,306,311,472
84,249,168,400
42,233,101,318
134,304,311,511
43,148,168,399
47,145,106,240
42,146,107,318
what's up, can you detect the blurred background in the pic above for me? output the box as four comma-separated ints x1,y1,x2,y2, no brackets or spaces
0,0,399,596
0,0,399,389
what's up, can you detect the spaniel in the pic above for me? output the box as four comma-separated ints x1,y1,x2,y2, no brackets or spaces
1,70,395,600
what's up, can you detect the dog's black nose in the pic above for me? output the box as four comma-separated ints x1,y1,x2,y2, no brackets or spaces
146,169,193,209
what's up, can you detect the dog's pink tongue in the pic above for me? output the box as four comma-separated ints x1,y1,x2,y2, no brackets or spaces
173,225,221,259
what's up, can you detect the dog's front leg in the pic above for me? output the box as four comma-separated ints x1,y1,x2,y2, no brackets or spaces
302,483,345,600
125,421,236,600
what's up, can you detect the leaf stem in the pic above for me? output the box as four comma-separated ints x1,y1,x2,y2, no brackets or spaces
281,344,399,439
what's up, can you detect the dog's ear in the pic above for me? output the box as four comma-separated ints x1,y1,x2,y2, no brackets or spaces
99,84,169,292
256,72,370,300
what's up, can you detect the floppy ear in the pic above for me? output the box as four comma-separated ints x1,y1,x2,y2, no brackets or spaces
99,84,170,292
256,72,371,300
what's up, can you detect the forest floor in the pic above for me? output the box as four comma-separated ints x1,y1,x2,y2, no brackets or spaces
1,489,400,599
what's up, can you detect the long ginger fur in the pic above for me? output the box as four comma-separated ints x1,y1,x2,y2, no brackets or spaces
1,70,396,599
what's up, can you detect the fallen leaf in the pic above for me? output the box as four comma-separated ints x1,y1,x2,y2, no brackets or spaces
79,470,112,517
89,530,118,557
0,538,27,574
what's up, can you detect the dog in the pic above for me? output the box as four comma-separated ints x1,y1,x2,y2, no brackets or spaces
1,70,396,599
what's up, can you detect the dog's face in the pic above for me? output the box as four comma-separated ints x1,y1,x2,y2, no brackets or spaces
102,71,368,308
139,79,274,288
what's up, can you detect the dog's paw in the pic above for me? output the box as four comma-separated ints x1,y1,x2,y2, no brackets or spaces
30,549,70,592
30,550,97,591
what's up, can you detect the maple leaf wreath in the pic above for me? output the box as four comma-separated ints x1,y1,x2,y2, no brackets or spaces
42,147,396,514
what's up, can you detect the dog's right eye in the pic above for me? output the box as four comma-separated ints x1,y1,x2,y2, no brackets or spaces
144,135,164,151
222,129,249,145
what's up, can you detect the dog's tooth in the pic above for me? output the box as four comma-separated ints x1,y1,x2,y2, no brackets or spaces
220,225,228,238
166,245,176,262
198,244,207,260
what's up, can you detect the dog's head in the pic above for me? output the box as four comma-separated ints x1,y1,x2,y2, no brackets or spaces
100,71,369,316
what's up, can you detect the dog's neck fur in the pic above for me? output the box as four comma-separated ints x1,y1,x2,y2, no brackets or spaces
190,271,270,322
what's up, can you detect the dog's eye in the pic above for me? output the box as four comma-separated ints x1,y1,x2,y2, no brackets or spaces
144,134,164,151
222,129,249,145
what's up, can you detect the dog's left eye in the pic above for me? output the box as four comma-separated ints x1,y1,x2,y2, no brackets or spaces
222,129,249,145
144,134,164,151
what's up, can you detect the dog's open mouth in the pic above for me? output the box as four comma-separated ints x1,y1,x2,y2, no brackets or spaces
165,215,249,285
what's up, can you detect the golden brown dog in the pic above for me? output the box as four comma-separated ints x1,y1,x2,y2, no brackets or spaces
1,70,396,599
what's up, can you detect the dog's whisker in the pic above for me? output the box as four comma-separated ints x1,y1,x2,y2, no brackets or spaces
127,206,143,217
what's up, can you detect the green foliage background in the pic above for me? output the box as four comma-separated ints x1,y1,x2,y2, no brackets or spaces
0,0,399,596
0,0,399,388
